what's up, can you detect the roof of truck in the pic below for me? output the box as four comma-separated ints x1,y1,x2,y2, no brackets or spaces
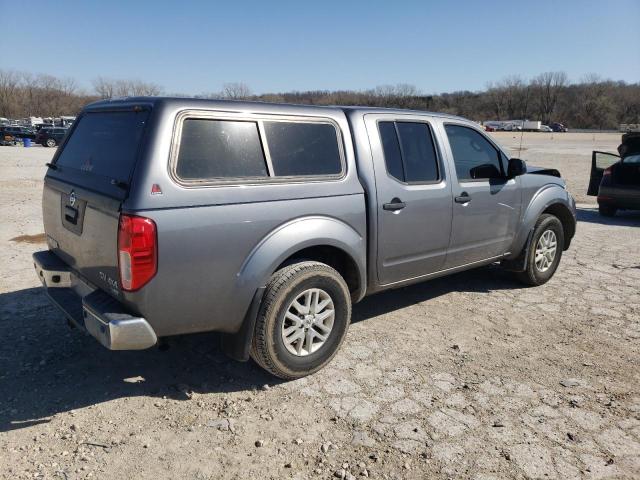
85,96,472,123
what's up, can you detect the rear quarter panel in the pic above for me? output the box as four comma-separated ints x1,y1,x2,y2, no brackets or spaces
122,100,366,337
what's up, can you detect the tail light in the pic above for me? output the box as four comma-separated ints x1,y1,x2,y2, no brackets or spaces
118,214,157,291
603,167,612,177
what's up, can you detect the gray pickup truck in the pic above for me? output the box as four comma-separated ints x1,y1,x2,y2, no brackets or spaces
33,98,576,379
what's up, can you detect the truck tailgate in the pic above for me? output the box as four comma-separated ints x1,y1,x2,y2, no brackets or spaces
43,179,122,295
42,108,150,296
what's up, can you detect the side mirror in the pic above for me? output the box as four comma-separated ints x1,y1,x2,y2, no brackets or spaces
507,158,527,178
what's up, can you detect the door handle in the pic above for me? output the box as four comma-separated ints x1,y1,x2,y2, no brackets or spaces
64,205,78,223
454,192,471,204
383,198,406,211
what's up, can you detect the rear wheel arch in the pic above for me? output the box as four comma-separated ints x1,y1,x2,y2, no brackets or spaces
237,217,366,302
275,245,362,302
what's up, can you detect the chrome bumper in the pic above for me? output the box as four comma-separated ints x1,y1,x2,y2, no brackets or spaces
33,250,157,350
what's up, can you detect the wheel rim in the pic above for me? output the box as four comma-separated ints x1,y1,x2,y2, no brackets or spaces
46,139,54,147
281,288,335,356
534,229,557,273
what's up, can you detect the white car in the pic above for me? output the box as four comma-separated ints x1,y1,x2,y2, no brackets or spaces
540,125,553,132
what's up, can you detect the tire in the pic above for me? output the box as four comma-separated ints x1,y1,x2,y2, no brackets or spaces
250,261,351,380
45,138,56,148
598,204,617,217
515,214,564,286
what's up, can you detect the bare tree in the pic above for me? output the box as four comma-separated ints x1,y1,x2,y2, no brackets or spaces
93,76,115,99
0,70,22,118
531,71,568,123
92,77,162,99
221,82,252,100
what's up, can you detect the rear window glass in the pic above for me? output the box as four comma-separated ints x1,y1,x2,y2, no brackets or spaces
55,110,149,182
264,121,342,177
176,119,268,180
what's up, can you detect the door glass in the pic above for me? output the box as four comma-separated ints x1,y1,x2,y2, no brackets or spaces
379,122,404,181
445,125,503,180
379,121,439,183
594,152,620,169
396,122,439,182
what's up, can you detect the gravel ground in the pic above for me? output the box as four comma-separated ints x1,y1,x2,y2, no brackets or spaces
1,133,639,480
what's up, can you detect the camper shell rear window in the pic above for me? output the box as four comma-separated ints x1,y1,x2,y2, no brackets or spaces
54,109,149,183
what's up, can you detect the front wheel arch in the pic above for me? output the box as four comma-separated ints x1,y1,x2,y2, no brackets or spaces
542,203,575,250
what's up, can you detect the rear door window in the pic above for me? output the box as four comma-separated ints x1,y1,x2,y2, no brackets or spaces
378,121,440,183
263,121,342,177
54,110,149,182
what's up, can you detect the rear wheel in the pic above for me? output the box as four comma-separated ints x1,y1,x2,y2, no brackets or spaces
251,261,351,380
515,214,564,286
45,138,56,148
598,204,617,217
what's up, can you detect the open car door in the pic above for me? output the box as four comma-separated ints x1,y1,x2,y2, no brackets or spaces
587,151,619,196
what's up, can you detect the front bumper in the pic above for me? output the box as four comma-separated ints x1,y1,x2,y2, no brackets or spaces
33,250,157,350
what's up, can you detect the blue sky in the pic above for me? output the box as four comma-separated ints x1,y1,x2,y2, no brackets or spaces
2,0,638,95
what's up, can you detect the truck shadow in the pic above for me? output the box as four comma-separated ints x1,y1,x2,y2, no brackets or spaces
0,266,521,432
576,206,640,226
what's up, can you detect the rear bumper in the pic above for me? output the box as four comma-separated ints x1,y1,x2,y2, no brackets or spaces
598,186,640,210
33,250,157,350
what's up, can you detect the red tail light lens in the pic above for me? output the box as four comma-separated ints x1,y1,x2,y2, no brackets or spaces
118,214,157,291
603,167,612,177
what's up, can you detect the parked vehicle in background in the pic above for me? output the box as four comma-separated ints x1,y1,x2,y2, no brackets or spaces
550,122,568,132
540,125,553,132
0,125,37,140
588,132,640,216
522,120,542,132
620,124,640,133
33,97,577,379
59,116,76,127
21,117,44,128
35,127,68,147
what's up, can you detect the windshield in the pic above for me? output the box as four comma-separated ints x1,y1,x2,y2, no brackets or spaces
54,110,149,182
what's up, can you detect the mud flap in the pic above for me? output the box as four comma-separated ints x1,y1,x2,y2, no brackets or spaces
500,229,535,272
220,287,266,362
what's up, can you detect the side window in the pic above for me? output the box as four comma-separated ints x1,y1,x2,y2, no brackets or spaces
263,121,342,177
378,121,439,183
444,125,503,180
176,119,268,180
379,122,404,181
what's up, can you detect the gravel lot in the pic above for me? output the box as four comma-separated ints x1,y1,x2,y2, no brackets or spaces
1,133,639,480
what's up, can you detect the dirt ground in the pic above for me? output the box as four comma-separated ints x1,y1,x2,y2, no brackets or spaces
1,133,639,480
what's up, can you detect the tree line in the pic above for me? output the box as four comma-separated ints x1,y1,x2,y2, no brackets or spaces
1,69,638,130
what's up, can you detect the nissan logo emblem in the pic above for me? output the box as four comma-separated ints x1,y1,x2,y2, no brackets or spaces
69,191,77,207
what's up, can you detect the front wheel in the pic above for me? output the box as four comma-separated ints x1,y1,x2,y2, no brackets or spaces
45,138,56,148
515,214,564,286
251,261,351,380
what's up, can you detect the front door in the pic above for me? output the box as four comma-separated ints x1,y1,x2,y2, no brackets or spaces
365,115,453,286
442,123,522,268
587,151,619,196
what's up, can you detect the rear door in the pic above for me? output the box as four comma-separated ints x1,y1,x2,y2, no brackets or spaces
587,151,620,195
43,108,150,297
364,114,452,285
